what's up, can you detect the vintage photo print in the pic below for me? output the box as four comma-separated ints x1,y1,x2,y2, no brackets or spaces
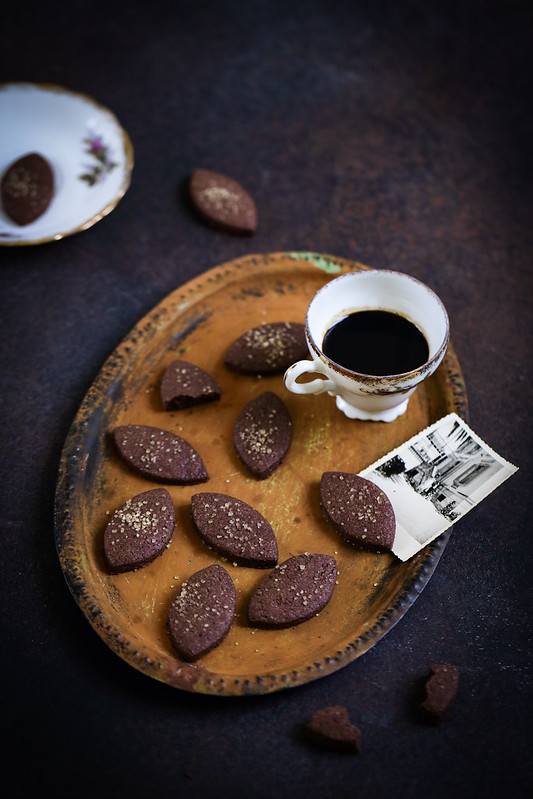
360,413,518,560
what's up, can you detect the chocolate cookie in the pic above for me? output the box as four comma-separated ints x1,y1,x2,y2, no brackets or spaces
167,564,236,661
320,472,396,551
112,424,208,484
233,391,292,479
1,152,54,225
103,488,175,573
248,553,337,628
191,492,278,568
160,359,221,410
189,168,257,235
420,664,460,724
307,706,361,753
224,322,307,375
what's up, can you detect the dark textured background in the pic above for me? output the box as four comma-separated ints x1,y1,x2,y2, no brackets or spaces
1,1,532,797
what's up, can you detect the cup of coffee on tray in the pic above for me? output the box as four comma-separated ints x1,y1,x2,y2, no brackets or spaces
284,269,449,422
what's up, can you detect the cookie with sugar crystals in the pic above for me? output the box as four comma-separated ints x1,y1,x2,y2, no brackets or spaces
224,322,307,375
160,359,221,410
1,152,54,225
189,168,257,235
104,488,175,573
191,492,278,568
167,564,236,661
307,706,361,754
233,391,292,479
420,664,460,724
248,553,337,628
112,424,208,484
320,471,396,551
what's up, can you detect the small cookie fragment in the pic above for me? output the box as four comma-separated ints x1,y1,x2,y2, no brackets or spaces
320,472,396,551
167,564,236,661
233,391,292,479
191,492,278,568
1,152,54,225
307,706,361,754
189,168,257,235
112,424,208,484
160,359,221,410
248,553,337,628
224,322,307,375
103,488,175,573
420,664,460,724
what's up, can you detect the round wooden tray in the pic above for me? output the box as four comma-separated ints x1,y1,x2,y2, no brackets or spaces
54,252,468,696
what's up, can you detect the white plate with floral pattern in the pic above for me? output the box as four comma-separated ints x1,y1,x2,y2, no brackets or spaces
0,83,134,245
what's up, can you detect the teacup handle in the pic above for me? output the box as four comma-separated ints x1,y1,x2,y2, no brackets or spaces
284,360,338,396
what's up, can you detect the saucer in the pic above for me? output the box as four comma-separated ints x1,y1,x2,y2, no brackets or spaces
0,83,134,245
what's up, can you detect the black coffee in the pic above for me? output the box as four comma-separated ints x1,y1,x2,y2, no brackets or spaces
322,310,429,376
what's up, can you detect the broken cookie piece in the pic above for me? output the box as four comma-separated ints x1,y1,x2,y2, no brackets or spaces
248,553,337,628
112,424,208,484
320,472,396,551
224,322,307,375
167,564,236,661
191,492,278,567
233,391,292,479
189,168,257,235
103,488,175,573
420,664,460,724
307,706,361,753
160,359,221,410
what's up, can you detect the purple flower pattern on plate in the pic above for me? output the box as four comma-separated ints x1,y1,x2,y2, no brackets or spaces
79,134,118,186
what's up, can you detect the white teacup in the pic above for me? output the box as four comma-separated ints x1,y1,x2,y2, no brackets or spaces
284,269,449,422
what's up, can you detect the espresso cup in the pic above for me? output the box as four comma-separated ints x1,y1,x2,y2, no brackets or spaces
284,269,449,422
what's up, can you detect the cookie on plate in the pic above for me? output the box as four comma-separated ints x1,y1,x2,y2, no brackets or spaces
307,706,361,753
189,168,257,235
167,564,236,661
320,472,396,551
233,391,292,479
191,492,278,567
103,488,175,573
160,359,221,410
420,664,460,724
248,553,337,628
1,152,54,225
112,424,208,484
224,322,307,375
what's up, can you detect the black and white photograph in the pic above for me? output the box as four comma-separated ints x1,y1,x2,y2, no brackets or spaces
361,413,518,560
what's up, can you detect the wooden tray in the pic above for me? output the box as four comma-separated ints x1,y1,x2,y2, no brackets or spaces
54,252,468,696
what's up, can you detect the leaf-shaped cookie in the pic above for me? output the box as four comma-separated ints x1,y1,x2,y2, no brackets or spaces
248,553,337,628
1,152,55,225
103,488,175,573
191,492,278,567
160,359,221,410
233,391,292,479
112,424,208,484
167,564,236,661
320,472,396,551
189,168,257,235
224,322,307,375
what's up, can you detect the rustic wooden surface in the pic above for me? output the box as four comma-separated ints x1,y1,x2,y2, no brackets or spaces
1,2,531,797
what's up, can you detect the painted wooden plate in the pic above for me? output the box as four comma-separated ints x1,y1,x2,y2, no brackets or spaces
0,83,133,245
54,252,468,696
